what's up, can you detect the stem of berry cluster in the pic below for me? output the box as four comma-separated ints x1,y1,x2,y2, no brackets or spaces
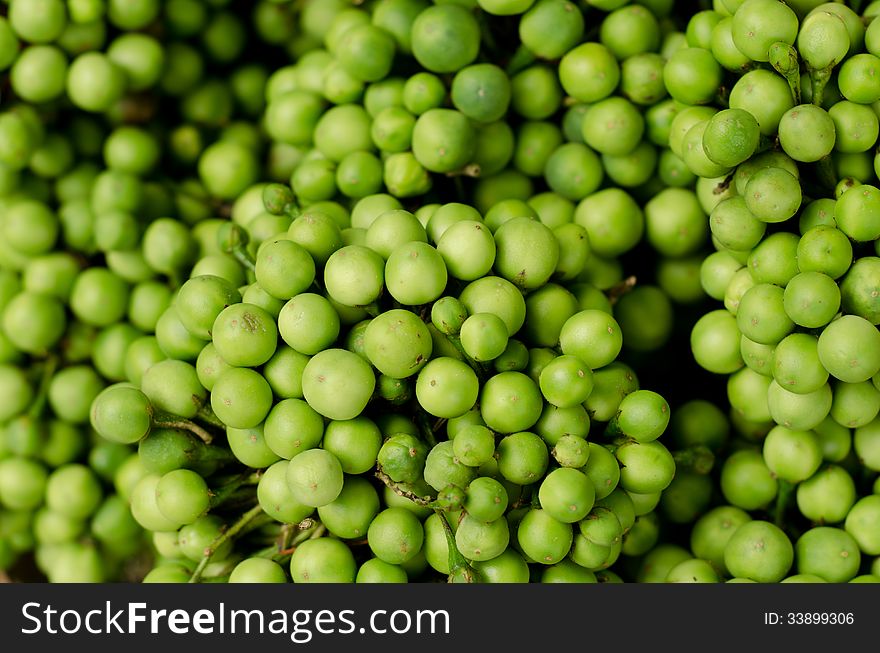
27,355,58,419
152,411,215,444
208,471,262,509
809,65,833,108
375,468,435,506
444,334,491,381
189,504,265,583
196,404,226,429
436,510,480,584
774,480,795,528
769,41,801,105
608,276,637,304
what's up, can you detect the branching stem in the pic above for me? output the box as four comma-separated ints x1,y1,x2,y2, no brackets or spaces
189,505,264,583
153,412,215,444
375,468,434,506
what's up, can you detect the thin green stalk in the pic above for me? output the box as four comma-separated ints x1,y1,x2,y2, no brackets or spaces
505,43,536,77
444,334,491,381
27,355,58,419
769,41,801,105
603,417,623,439
190,505,264,583
218,223,256,271
809,65,833,108
232,248,256,272
209,471,262,508
277,523,295,552
375,468,434,506
269,523,326,563
607,275,637,305
775,480,795,528
436,510,480,584
152,411,215,444
196,404,226,430
445,163,482,178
